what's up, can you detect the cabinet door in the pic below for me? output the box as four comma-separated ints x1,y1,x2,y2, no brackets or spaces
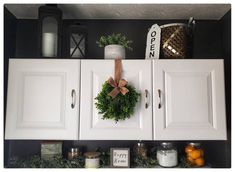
153,60,227,140
80,60,152,140
5,59,80,140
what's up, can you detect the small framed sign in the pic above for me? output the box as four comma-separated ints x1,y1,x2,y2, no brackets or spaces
110,148,130,168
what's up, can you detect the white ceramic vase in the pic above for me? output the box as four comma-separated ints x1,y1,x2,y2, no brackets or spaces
104,44,125,59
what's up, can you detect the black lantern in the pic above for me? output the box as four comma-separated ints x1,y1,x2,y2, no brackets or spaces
38,5,62,57
65,23,87,58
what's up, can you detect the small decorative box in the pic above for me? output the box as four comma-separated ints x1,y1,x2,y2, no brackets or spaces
41,141,62,160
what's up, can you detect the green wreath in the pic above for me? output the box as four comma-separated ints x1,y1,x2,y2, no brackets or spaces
95,81,140,122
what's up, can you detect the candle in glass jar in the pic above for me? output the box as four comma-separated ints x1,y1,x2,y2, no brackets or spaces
68,148,79,160
84,152,101,168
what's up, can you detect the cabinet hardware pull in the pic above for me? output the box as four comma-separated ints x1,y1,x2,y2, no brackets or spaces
145,89,149,109
71,89,76,109
158,89,162,109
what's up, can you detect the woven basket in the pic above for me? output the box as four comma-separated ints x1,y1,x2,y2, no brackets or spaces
160,23,193,59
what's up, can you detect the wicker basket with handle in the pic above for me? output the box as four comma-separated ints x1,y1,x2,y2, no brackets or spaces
160,23,194,59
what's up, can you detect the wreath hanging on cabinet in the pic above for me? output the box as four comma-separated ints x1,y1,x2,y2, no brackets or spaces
95,59,140,122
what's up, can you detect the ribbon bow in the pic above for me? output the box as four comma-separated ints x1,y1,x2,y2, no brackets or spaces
107,59,129,99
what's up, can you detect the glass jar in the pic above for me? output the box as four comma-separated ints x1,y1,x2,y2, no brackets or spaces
157,142,178,167
185,142,205,167
133,141,147,159
84,151,101,168
68,148,79,160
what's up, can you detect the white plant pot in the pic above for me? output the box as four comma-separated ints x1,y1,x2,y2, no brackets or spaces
104,44,125,59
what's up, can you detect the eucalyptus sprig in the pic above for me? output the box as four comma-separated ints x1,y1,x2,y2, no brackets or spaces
96,33,133,50
96,147,110,167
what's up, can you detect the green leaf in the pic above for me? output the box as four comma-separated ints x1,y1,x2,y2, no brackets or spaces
96,33,133,51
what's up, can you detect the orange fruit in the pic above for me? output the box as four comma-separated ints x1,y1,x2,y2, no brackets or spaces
195,158,205,167
188,150,201,159
185,145,195,154
198,149,204,157
187,156,195,165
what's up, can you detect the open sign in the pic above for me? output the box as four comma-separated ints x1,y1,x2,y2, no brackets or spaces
145,24,161,59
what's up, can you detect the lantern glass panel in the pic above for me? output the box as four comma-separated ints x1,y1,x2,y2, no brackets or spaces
42,17,58,57
70,33,85,58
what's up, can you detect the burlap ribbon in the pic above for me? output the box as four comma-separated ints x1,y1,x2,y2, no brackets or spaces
108,59,129,99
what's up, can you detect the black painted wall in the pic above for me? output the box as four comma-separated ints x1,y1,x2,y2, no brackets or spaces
14,19,223,59
220,10,231,168
4,7,231,168
3,7,17,167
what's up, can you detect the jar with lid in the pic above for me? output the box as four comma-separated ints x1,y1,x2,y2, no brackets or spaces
157,142,178,167
84,151,101,168
133,141,147,159
185,142,205,167
68,148,79,160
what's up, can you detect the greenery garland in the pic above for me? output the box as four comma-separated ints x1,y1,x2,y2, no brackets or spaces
9,155,85,168
8,147,207,168
8,148,108,168
95,81,140,122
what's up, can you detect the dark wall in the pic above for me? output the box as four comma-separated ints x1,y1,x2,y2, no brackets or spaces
4,7,17,125
15,20,38,57
4,9,231,168
220,10,231,168
4,7,17,167
15,19,222,59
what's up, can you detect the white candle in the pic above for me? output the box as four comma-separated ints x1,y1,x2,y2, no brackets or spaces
42,32,57,57
85,158,100,168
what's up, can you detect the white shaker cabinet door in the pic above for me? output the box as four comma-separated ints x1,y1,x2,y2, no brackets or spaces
80,60,152,140
153,60,227,140
5,59,80,140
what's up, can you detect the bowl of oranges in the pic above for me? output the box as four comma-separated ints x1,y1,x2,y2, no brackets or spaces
185,143,205,167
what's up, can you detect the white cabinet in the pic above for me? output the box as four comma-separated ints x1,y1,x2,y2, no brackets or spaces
5,59,227,141
80,60,152,140
5,59,80,140
153,60,227,140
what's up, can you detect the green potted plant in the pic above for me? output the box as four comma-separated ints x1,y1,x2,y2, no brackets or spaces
96,33,133,59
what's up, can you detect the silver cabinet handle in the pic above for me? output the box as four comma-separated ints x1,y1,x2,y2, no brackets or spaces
158,89,162,109
145,89,149,109
71,89,76,109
